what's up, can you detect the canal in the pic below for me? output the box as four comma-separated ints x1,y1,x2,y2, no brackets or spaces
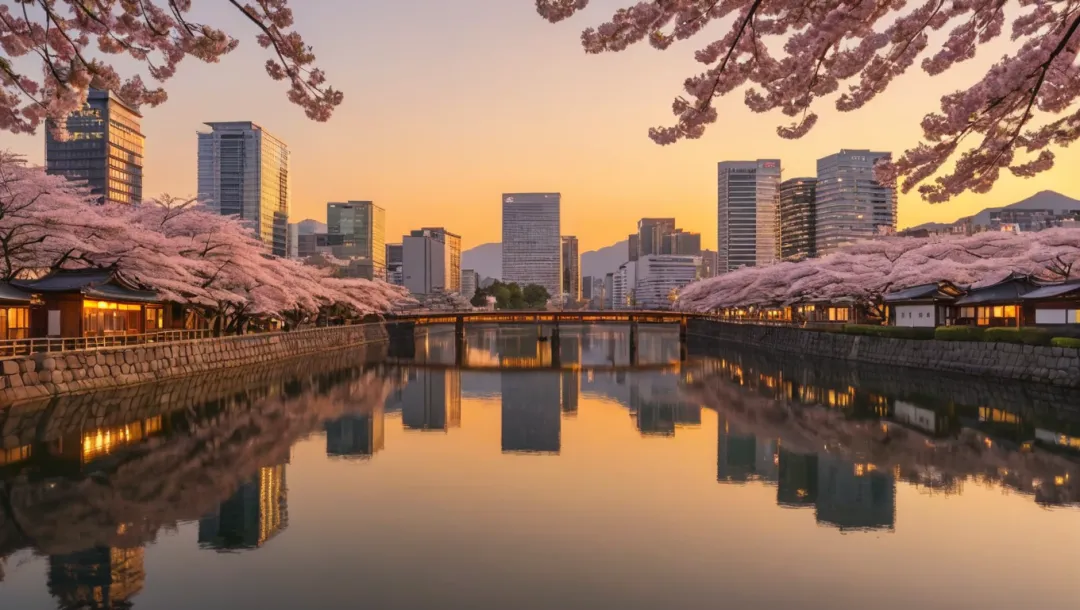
1,325,1079,609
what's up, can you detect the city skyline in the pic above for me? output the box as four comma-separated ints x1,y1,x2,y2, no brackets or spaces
5,5,1076,252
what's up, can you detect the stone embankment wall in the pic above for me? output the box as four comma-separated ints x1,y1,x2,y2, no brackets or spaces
0,324,388,405
688,319,1080,388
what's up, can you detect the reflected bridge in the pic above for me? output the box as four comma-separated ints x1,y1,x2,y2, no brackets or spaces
386,311,695,366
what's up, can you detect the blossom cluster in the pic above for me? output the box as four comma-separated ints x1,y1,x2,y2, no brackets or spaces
676,228,1080,312
537,0,1080,201
0,152,410,329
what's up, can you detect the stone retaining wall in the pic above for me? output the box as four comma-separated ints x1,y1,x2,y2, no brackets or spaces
0,324,388,405
688,319,1080,388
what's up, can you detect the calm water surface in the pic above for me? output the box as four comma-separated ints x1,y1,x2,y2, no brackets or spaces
2,325,1080,609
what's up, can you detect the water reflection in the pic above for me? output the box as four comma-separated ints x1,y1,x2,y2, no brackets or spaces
0,328,1078,608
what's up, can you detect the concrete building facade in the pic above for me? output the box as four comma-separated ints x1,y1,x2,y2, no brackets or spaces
717,159,781,273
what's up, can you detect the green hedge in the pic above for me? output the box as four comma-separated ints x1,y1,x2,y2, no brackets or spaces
1051,337,1080,349
934,326,985,342
842,324,937,339
980,327,1052,345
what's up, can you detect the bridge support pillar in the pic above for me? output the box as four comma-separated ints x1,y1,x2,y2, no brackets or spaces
387,322,416,359
679,318,688,362
454,315,466,366
629,320,639,366
550,323,561,368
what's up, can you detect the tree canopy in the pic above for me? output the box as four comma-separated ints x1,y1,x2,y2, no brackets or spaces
473,281,551,310
0,0,341,138
536,0,1080,202
0,152,410,333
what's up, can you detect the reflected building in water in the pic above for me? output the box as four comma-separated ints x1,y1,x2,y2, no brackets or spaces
561,371,580,417
47,546,145,609
326,406,386,459
395,369,462,431
199,464,289,550
502,372,561,454
717,416,896,531
632,371,700,436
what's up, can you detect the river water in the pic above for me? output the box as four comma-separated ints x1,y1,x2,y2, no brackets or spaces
1,325,1079,609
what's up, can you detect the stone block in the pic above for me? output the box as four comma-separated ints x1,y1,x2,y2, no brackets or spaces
2,360,18,375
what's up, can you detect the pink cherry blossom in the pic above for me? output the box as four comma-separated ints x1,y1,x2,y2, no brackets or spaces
536,0,1080,202
0,153,411,332
676,228,1080,312
0,0,341,137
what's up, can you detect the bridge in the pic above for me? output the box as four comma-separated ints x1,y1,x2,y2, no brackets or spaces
385,310,698,366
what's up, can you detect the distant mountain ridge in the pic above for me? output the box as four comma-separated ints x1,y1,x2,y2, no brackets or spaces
460,239,631,283
907,190,1080,232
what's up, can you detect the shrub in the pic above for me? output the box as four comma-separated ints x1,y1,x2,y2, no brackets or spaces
982,327,1025,344
935,326,985,342
1051,337,1080,349
980,327,1052,345
843,324,936,340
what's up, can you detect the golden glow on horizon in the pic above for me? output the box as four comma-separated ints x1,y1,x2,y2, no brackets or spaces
4,4,1079,251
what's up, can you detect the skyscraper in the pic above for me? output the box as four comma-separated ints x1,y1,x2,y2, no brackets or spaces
627,233,640,262
287,219,327,259
561,235,580,301
815,150,897,255
46,88,144,205
699,249,719,279
637,218,676,257
634,254,701,310
665,229,702,256
386,243,404,285
502,193,561,296
402,228,460,295
326,201,386,279
461,269,480,297
779,177,818,261
197,122,289,256
717,160,781,273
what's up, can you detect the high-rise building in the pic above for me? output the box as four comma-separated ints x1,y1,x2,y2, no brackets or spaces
326,201,386,279
502,193,561,296
198,122,290,255
561,236,580,301
665,229,702,256
46,88,144,206
638,218,676,257
403,228,460,295
634,255,701,309
613,261,637,310
779,177,818,261
582,275,593,301
700,249,719,279
603,272,615,309
717,160,781,273
815,150,897,255
286,219,326,259
461,268,479,298
627,233,640,262
386,243,404,286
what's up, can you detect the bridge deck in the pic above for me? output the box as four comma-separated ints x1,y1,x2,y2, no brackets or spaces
395,311,695,326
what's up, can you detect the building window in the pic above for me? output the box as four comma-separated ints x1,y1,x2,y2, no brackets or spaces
82,300,142,337
828,307,850,322
0,307,30,340
145,306,163,331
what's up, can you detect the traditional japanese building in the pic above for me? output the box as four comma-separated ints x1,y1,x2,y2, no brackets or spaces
15,269,168,338
951,273,1039,327
1022,281,1080,327
884,281,964,327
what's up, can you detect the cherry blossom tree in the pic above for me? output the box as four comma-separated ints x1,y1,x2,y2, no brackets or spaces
676,228,1080,313
536,0,1080,202
0,154,413,332
0,151,129,280
0,0,341,137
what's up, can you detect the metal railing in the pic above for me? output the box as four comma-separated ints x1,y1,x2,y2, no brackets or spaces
0,329,215,360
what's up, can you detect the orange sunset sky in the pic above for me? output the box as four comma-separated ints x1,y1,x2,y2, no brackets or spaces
5,0,1078,252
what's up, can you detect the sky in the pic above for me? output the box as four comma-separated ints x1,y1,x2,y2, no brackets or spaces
5,0,1079,252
